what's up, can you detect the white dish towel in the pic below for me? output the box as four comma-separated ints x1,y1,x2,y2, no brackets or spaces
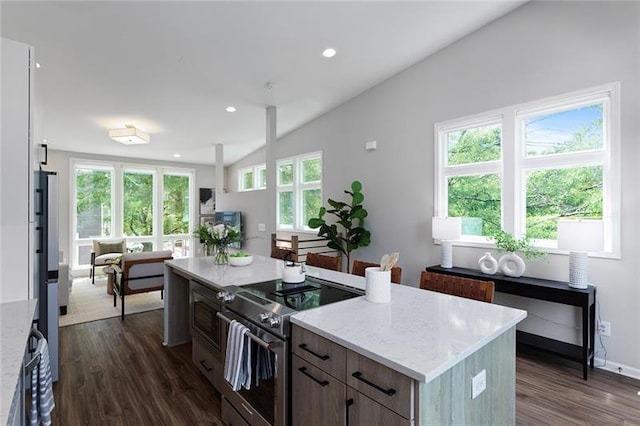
223,320,252,391
30,337,55,426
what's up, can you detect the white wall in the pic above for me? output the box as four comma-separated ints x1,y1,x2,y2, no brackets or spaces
45,149,216,266
219,148,271,255
225,2,640,376
0,38,33,302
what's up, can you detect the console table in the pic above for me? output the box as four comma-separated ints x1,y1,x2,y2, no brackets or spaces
426,265,596,380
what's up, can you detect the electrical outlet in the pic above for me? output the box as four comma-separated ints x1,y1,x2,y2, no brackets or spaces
598,320,611,336
471,369,486,399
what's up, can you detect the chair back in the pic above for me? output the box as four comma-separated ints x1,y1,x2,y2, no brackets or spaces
305,252,341,272
351,260,402,284
121,250,173,291
271,247,298,262
92,238,126,256
419,271,494,303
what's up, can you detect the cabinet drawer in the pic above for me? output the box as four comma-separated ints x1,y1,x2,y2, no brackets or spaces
346,351,414,419
192,336,222,392
292,325,346,380
347,386,411,426
222,396,250,426
292,355,346,426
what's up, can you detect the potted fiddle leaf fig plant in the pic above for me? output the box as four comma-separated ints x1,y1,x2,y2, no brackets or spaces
308,180,371,273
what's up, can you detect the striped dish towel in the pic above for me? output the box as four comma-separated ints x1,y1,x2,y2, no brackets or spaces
30,338,55,426
224,320,252,391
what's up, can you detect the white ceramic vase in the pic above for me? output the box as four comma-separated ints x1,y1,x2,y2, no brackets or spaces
478,252,498,275
498,252,526,277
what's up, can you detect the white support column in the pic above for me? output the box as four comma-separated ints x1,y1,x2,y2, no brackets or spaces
266,106,277,235
215,143,224,202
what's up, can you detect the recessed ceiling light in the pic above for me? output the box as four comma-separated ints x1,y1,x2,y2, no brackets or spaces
322,48,336,58
226,106,237,113
173,154,181,158
36,62,41,68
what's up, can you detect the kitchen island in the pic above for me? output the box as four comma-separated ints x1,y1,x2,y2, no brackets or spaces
164,256,526,425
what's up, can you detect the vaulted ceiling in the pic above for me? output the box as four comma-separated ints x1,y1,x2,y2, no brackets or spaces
1,1,525,165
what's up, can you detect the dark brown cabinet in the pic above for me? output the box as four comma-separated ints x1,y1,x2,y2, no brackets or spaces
292,356,346,426
291,324,415,426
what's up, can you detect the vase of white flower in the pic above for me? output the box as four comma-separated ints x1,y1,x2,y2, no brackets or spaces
214,243,229,265
194,222,241,264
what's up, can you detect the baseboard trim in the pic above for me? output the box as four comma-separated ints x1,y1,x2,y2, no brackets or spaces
594,357,640,380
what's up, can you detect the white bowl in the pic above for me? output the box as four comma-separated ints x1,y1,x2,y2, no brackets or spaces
228,255,253,267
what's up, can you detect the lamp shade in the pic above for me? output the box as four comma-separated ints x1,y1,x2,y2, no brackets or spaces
432,217,461,241
557,220,604,252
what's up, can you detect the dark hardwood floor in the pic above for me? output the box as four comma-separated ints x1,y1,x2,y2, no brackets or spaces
52,310,222,425
52,310,640,425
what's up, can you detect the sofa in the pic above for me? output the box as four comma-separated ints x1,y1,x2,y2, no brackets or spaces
58,262,70,315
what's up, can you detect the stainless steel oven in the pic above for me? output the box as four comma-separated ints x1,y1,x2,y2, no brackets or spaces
190,280,224,360
218,307,287,426
216,278,361,426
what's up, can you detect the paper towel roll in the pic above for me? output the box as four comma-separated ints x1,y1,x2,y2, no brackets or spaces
365,267,391,303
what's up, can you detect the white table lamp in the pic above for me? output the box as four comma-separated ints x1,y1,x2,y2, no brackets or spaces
432,217,461,268
557,220,603,289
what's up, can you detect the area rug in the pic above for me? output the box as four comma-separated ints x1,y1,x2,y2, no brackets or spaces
59,276,164,327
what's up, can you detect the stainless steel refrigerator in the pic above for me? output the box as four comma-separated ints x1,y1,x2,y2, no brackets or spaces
34,170,59,382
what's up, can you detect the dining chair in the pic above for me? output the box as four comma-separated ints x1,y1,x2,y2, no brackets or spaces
419,271,494,303
305,252,342,272
351,260,402,284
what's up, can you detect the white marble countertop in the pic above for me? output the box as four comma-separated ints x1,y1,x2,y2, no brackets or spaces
291,283,526,383
166,256,526,384
166,255,285,288
1,299,38,425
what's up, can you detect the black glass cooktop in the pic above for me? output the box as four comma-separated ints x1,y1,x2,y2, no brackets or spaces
237,279,360,312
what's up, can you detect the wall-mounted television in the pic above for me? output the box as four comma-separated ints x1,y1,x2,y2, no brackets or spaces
215,211,242,248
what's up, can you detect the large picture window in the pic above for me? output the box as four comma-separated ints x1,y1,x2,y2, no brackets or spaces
435,83,619,255
277,152,322,230
71,160,195,268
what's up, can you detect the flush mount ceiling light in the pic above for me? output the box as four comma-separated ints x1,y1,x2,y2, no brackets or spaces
322,48,337,58
108,125,150,145
225,106,237,112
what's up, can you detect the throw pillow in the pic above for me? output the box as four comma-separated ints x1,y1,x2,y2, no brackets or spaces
98,240,124,255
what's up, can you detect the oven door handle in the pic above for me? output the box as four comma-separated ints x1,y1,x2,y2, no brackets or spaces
216,311,280,351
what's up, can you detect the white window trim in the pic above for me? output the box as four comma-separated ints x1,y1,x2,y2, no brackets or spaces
239,166,254,192
70,158,196,268
434,82,620,258
277,151,322,231
238,163,267,192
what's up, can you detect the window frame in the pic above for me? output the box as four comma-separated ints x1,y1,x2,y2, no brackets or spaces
70,158,196,269
238,163,266,192
277,151,322,231
434,83,620,258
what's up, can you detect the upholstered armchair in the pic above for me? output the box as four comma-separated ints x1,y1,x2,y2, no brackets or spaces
90,238,126,284
113,250,173,320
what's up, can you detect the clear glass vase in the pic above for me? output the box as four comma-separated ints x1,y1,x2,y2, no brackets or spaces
214,244,229,265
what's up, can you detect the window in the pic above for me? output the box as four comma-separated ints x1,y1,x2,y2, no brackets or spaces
435,83,619,255
74,164,114,265
277,152,322,230
71,160,195,268
239,164,266,191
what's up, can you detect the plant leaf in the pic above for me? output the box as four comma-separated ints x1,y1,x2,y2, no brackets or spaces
351,180,362,192
352,192,364,205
